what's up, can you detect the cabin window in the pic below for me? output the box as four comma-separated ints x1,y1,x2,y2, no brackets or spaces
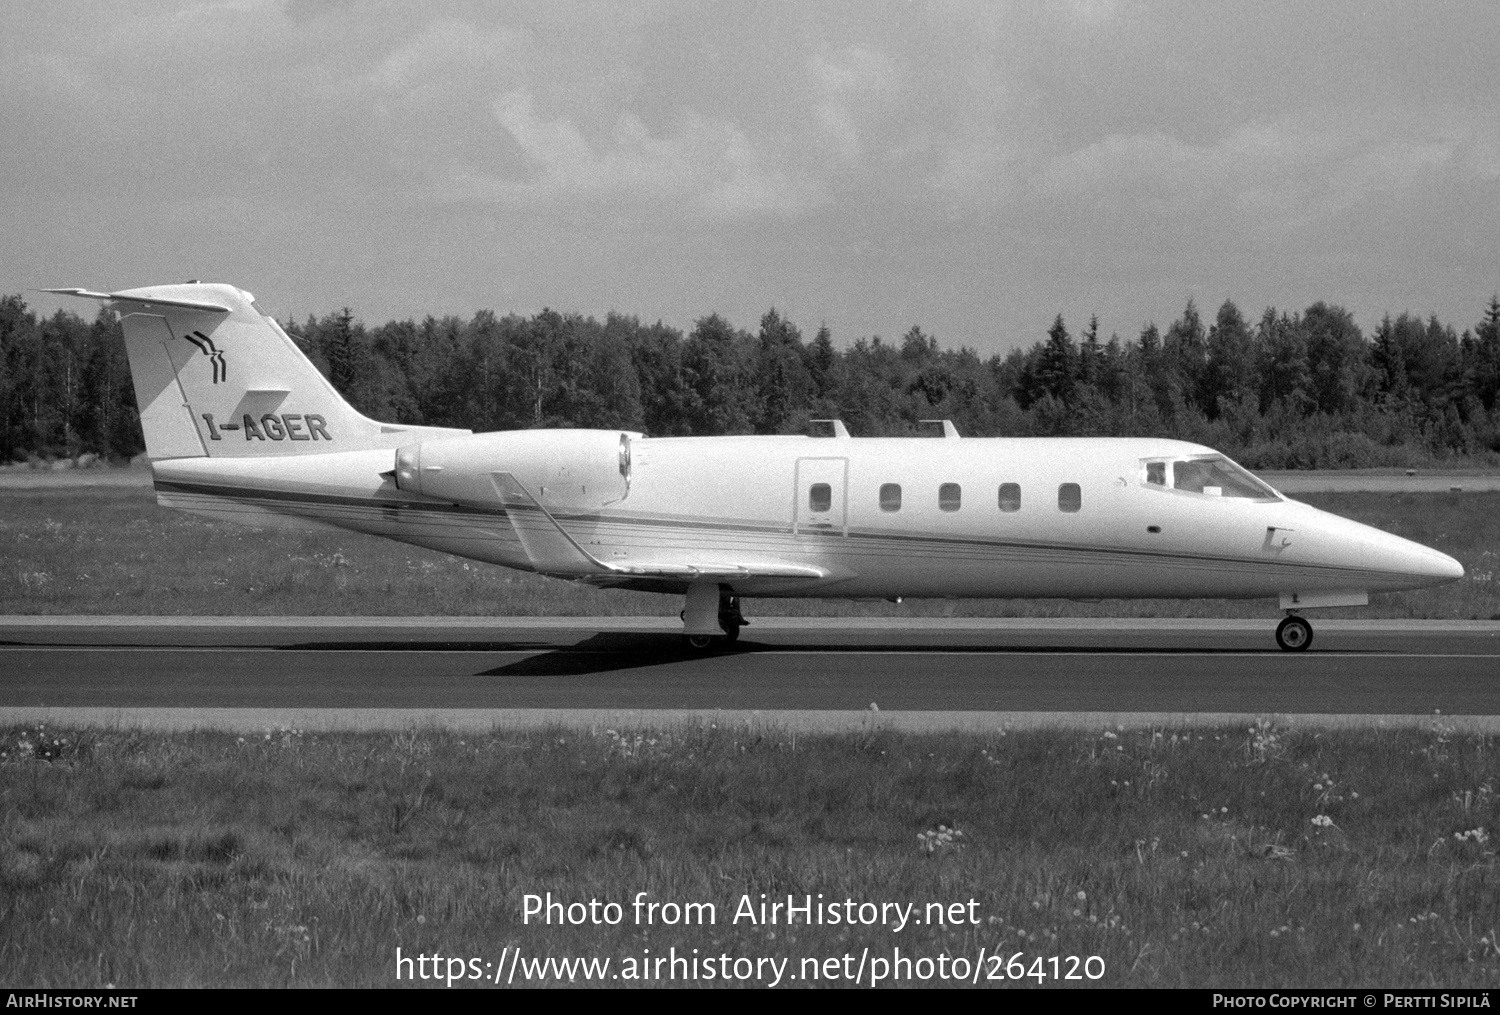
808,483,832,513
998,483,1021,512
1146,462,1166,486
879,483,902,512
1058,483,1081,513
939,483,961,512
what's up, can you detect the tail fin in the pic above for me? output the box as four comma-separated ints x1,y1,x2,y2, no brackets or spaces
43,283,467,460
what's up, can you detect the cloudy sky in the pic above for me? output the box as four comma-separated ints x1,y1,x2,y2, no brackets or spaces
4,0,1498,354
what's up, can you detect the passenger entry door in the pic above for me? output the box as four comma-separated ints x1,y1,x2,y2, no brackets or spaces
794,457,848,537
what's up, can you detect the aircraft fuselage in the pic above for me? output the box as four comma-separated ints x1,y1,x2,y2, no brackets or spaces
150,433,1461,603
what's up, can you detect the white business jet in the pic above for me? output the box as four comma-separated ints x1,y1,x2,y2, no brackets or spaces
46,283,1463,652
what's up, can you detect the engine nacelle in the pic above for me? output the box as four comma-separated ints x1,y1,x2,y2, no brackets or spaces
394,429,634,509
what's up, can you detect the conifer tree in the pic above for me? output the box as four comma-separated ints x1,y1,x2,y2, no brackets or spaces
1036,314,1077,405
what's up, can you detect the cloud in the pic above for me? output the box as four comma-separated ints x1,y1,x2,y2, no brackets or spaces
365,18,525,94
1033,111,1500,236
808,45,901,164
477,89,818,218
1062,0,1125,28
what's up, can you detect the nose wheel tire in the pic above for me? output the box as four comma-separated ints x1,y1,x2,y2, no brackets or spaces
684,634,717,650
1275,615,1313,652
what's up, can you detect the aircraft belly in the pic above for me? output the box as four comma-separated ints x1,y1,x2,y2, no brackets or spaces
154,488,340,533
750,530,1395,600
155,483,533,570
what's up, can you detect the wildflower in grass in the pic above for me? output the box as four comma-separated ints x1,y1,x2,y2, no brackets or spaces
1311,814,1335,828
1246,719,1283,764
918,824,965,854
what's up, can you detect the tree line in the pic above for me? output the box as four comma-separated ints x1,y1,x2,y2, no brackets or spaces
4,291,1499,469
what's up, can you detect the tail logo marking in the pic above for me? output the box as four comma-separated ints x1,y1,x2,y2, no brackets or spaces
183,330,227,384
199,412,331,442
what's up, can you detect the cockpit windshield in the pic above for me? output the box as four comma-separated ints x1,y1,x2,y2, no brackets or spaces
1142,455,1280,501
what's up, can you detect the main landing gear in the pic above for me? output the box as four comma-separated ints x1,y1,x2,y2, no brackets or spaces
1275,613,1313,652
681,582,748,650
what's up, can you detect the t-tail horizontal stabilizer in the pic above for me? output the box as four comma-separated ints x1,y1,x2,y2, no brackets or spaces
39,288,232,314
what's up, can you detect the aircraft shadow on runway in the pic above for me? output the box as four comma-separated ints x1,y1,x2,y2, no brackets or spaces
457,634,1299,677
269,635,1327,676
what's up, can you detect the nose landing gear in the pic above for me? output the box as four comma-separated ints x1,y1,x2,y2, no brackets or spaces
1275,614,1313,652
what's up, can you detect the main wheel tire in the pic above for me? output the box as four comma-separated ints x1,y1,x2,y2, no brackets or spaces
1275,615,1313,652
684,634,716,650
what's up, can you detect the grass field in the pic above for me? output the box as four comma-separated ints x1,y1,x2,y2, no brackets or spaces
3,484,1497,619
2,722,1497,987
4,481,1497,988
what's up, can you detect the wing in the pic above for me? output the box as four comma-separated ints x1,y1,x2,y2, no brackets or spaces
492,472,830,588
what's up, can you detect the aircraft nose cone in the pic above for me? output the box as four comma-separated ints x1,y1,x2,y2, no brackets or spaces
1431,549,1465,581
1392,538,1463,583
1351,522,1464,588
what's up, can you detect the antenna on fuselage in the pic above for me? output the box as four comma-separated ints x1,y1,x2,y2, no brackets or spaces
920,419,961,439
810,419,851,438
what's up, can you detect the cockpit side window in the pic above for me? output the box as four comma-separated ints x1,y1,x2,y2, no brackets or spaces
1141,455,1279,501
1173,457,1278,499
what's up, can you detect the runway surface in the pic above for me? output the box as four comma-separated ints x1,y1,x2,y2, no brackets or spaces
3,617,1498,729
1259,470,1500,493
